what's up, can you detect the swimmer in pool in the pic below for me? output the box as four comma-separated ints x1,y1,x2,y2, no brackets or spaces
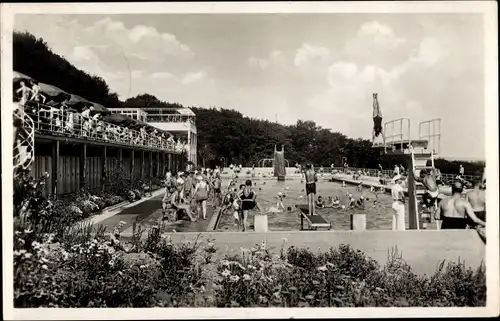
356,195,366,208
348,193,356,208
342,181,346,188
435,181,485,229
238,180,264,231
413,168,439,214
315,196,325,208
465,177,486,228
356,182,363,192
326,196,341,208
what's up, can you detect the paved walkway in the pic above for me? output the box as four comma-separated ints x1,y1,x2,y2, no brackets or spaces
97,193,216,234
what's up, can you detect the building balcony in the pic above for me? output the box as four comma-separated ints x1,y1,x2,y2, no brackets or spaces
21,106,187,154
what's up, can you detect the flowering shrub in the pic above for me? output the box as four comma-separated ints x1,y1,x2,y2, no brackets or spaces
13,170,485,308
213,242,486,307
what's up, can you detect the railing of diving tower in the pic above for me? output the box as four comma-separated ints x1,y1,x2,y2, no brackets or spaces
419,118,442,156
383,117,411,153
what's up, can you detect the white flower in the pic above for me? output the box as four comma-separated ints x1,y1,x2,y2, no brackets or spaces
41,264,48,270
243,274,251,281
229,275,240,282
317,265,328,272
221,269,231,277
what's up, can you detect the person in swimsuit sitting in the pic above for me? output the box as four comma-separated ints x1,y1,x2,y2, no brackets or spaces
372,93,385,146
164,179,195,222
435,181,485,229
465,177,486,228
413,168,439,214
238,179,264,232
304,164,318,216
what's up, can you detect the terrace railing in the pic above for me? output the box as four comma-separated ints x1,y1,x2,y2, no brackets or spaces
23,105,187,153
316,166,481,184
145,114,196,124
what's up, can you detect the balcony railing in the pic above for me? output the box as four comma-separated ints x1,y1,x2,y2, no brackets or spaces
317,167,481,185
146,114,196,124
23,105,187,153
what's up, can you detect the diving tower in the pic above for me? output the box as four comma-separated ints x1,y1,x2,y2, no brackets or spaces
371,94,442,230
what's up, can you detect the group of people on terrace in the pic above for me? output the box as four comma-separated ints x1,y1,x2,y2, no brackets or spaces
14,77,188,153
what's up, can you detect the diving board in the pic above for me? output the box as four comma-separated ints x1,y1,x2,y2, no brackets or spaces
295,204,332,231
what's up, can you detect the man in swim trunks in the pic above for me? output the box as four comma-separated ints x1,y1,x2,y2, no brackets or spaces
465,177,486,228
413,168,439,214
212,172,222,206
304,163,318,216
372,93,384,145
435,181,485,229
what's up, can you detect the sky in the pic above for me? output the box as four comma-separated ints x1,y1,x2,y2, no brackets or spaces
14,13,485,160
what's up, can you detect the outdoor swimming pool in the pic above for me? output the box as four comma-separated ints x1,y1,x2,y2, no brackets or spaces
215,174,438,231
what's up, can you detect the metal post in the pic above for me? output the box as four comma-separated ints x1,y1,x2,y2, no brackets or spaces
408,120,412,147
400,119,403,150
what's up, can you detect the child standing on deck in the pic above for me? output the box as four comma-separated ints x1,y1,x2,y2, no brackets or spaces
276,192,285,211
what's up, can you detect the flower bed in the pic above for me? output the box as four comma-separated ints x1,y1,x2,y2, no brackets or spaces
13,172,486,308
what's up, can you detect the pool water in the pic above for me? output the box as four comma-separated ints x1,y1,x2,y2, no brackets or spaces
215,176,437,231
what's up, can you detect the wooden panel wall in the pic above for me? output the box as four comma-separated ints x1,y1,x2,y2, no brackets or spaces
31,155,52,197
86,157,102,190
57,156,80,195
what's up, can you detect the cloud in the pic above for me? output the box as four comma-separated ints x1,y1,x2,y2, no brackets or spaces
357,21,407,47
150,72,178,80
248,50,286,70
14,15,196,97
416,37,451,66
181,71,207,84
345,21,408,67
294,43,331,67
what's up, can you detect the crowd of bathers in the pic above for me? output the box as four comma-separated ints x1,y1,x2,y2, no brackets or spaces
160,165,264,231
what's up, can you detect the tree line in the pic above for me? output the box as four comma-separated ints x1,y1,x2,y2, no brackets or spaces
13,31,485,177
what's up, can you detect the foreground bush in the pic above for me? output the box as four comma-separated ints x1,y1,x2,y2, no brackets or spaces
213,242,486,307
13,171,486,308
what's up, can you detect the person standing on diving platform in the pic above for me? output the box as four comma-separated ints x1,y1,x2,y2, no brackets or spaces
372,93,384,146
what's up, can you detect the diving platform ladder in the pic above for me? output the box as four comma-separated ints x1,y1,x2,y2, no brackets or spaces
408,150,437,230
373,117,442,230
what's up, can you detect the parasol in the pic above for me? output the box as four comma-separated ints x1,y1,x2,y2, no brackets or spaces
65,94,94,111
103,113,137,126
91,102,111,115
13,71,33,82
38,82,69,98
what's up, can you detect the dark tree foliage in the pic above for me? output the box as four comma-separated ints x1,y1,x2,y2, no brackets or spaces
122,93,184,110
13,31,121,108
13,31,484,174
